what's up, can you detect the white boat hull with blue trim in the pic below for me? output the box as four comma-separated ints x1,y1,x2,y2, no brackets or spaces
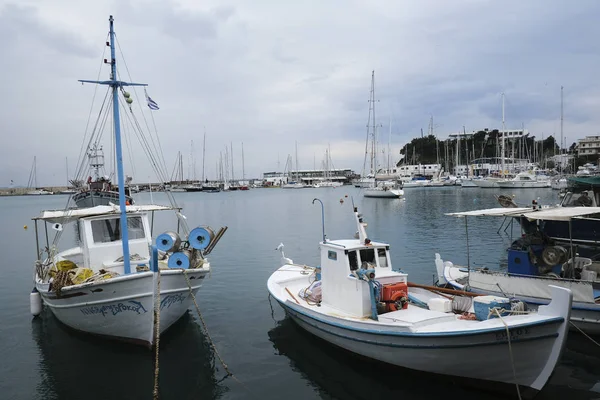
36,268,207,346
439,258,600,335
268,207,572,393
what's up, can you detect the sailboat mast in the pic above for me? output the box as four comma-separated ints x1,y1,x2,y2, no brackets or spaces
202,128,206,182
501,92,506,178
106,16,131,274
560,86,564,157
230,142,235,182
372,71,377,177
242,142,246,181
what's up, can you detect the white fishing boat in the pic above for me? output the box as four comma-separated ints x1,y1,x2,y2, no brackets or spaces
268,204,572,394
496,172,551,188
30,15,227,346
437,206,600,334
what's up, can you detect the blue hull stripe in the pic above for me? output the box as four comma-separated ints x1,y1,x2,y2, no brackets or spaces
287,306,559,349
276,299,564,338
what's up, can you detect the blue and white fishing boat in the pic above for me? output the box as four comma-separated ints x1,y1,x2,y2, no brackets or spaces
29,16,226,346
268,203,572,394
437,206,600,335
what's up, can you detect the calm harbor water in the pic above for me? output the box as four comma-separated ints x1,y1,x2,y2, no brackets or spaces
1,187,599,400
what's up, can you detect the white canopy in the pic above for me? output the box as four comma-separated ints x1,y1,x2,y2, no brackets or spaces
33,204,178,223
446,207,532,218
447,206,600,221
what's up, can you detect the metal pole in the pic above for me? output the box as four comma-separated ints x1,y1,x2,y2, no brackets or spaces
465,217,471,282
108,15,131,274
312,198,326,242
34,220,40,259
44,222,50,256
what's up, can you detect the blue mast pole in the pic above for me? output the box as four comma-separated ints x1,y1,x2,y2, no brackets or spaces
108,15,131,275
79,15,149,275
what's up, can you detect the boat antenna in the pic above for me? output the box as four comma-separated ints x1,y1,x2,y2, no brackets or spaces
78,15,148,275
312,198,326,242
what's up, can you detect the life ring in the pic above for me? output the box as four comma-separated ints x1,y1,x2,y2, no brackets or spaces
388,291,408,311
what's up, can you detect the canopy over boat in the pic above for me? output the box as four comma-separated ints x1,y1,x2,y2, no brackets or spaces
33,204,178,223
446,206,600,221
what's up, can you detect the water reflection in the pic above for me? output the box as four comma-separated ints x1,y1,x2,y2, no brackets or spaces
268,316,600,400
32,309,223,400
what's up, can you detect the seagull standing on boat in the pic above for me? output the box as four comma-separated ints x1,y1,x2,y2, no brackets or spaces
276,243,293,266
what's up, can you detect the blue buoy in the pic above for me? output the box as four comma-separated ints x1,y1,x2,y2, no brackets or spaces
168,251,190,269
188,226,214,250
156,231,181,252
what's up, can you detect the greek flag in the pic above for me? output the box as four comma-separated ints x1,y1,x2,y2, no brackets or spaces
145,91,159,110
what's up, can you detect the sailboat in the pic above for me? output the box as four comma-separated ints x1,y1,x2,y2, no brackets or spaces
362,71,403,199
26,156,54,195
30,15,227,346
282,142,307,189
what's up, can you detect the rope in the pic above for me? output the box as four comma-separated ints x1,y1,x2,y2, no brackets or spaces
569,321,600,347
493,308,522,400
152,270,161,399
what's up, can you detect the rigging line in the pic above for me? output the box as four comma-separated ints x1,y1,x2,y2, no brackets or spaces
75,98,112,183
75,34,110,181
121,105,138,180
121,102,169,185
128,106,171,185
114,34,170,182
74,88,111,181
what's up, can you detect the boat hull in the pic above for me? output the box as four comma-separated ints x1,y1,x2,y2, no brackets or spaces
364,188,404,198
473,179,499,188
442,265,600,334
496,181,551,188
36,268,207,346
73,190,134,208
275,298,565,391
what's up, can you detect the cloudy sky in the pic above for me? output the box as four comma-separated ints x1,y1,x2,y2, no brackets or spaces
1,0,599,186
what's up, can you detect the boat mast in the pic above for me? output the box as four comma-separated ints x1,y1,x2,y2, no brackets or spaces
242,142,246,182
501,92,506,178
560,85,564,163
79,16,148,275
202,128,206,182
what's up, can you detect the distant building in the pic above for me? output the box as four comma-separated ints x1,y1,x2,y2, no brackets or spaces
262,168,356,186
447,128,529,140
578,136,600,156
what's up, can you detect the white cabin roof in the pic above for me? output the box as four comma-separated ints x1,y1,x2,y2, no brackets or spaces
33,204,178,223
447,206,600,221
323,239,389,250
446,207,532,218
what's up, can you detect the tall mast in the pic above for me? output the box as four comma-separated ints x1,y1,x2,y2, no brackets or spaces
202,128,206,182
560,86,564,158
230,142,234,182
79,16,148,275
369,71,378,176
388,117,392,172
242,142,245,181
501,92,506,178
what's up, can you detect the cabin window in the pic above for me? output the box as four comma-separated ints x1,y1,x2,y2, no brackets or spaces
377,248,388,268
348,250,358,271
91,216,145,243
328,250,337,261
359,248,376,268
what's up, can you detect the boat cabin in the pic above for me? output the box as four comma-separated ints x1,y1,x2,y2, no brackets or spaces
319,239,407,318
33,205,176,276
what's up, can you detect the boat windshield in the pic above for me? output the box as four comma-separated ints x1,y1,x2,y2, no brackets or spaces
561,191,594,207
91,216,145,243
